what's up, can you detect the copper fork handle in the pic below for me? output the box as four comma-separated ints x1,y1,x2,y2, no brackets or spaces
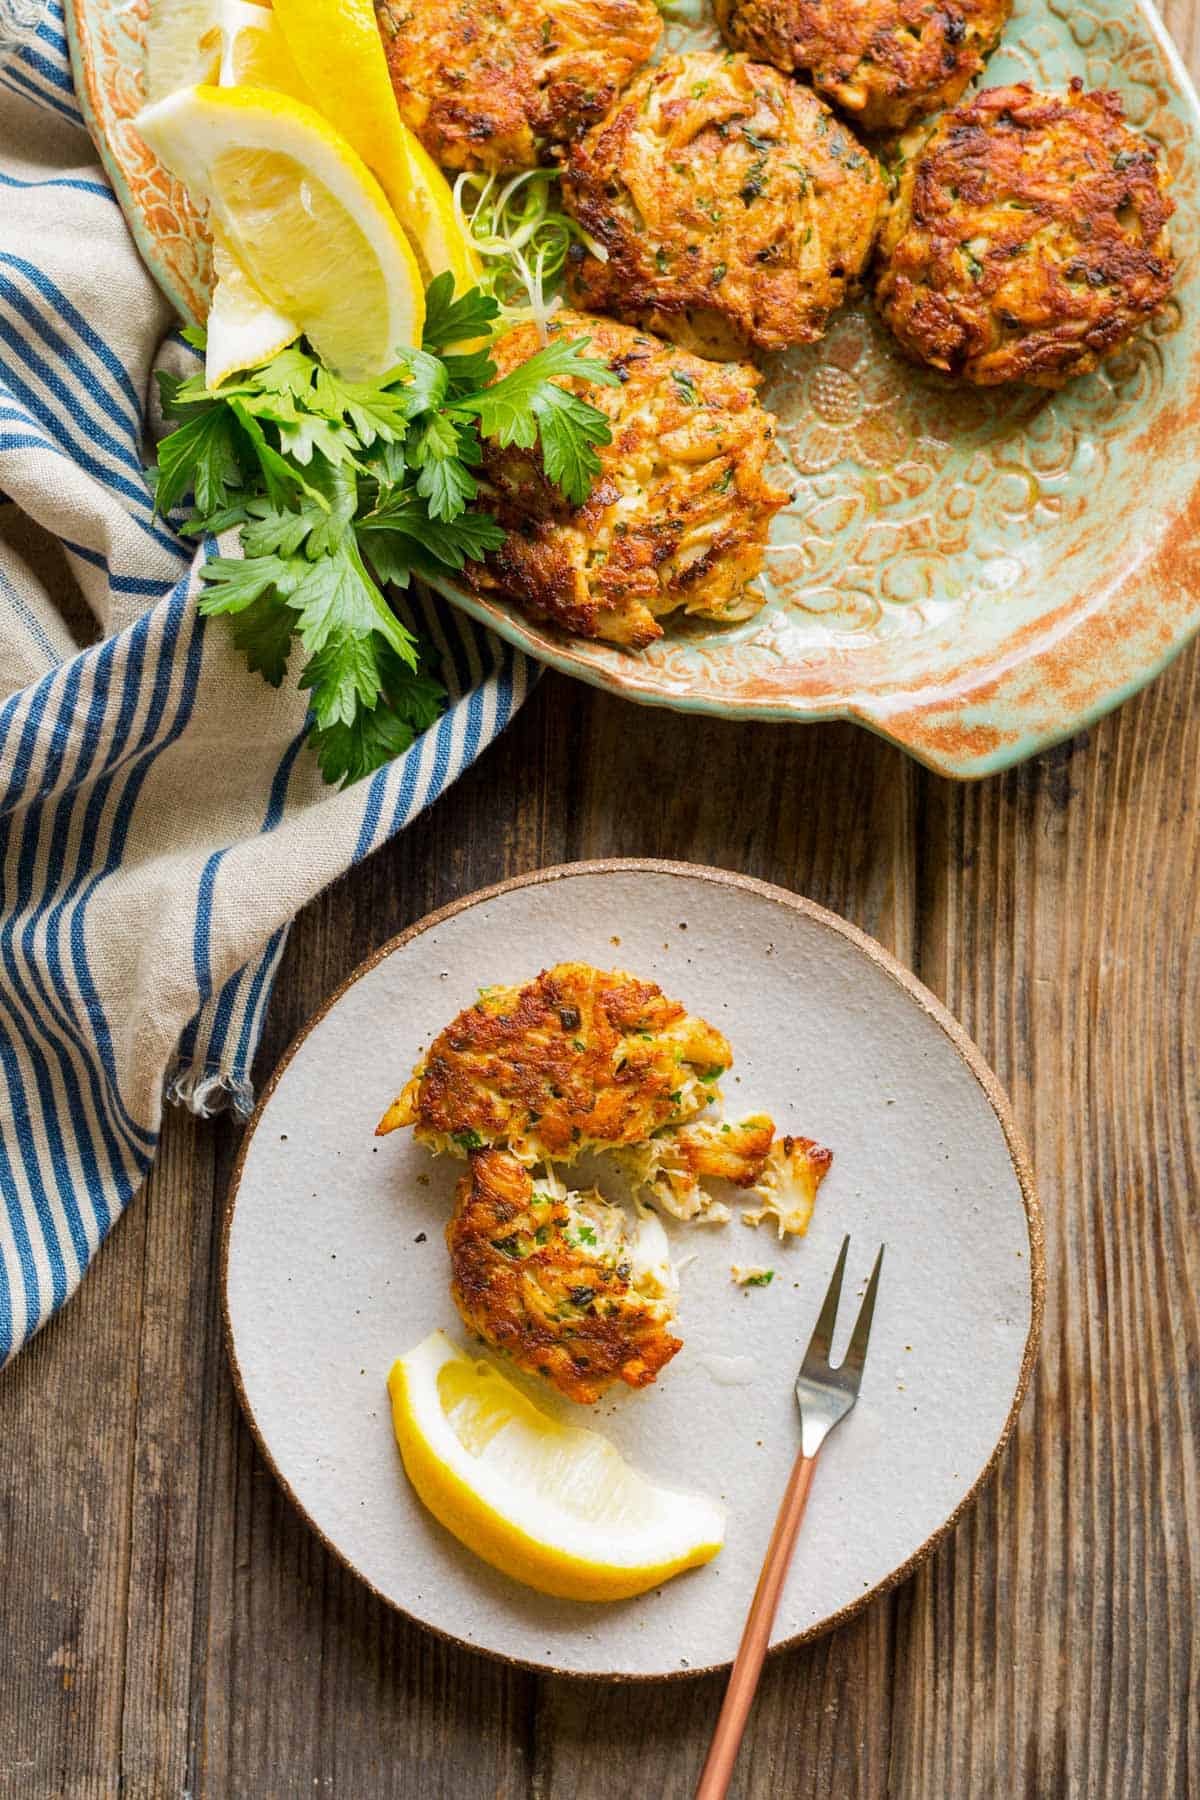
694,1447,819,1800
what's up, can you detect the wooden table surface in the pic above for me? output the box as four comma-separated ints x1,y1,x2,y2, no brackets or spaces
5,9,1200,1787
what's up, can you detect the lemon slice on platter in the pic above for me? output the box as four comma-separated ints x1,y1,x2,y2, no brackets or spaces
205,225,300,387
388,1330,726,1602
217,0,311,98
136,85,424,377
144,0,226,102
271,0,479,291
146,0,308,103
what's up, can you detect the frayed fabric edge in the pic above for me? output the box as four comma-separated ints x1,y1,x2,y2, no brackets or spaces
164,1062,256,1121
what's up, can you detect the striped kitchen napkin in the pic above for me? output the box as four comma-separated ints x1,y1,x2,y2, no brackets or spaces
0,1,536,1363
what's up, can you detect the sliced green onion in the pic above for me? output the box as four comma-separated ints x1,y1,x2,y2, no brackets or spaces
453,166,608,340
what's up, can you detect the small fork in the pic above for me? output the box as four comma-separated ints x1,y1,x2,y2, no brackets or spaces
695,1236,886,1800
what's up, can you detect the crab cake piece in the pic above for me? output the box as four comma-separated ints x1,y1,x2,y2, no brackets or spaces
741,1135,833,1237
874,83,1176,387
563,52,884,358
377,961,733,1163
714,0,1010,133
618,1114,777,1222
462,311,789,648
374,0,661,173
447,1150,681,1403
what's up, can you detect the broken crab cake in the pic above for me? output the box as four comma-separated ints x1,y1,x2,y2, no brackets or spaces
377,961,732,1164
447,1148,680,1403
620,1116,832,1234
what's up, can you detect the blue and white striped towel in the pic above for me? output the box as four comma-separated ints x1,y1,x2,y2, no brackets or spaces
0,1,535,1363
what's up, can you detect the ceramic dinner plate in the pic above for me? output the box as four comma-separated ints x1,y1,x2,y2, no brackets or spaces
223,862,1043,1678
66,0,1200,776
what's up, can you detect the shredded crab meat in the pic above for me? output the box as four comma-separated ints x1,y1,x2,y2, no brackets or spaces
740,1136,833,1239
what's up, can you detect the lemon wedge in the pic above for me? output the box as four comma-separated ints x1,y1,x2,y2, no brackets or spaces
271,0,479,291
136,85,424,376
388,1331,726,1602
144,0,226,102
217,0,312,100
205,225,300,386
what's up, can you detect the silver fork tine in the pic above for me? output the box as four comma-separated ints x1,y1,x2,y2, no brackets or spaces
799,1233,849,1376
839,1243,885,1386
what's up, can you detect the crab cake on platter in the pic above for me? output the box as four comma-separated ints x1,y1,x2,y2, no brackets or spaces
373,0,661,173
459,312,789,648
714,0,1010,133
562,52,884,358
377,961,733,1164
874,82,1176,387
446,1150,681,1403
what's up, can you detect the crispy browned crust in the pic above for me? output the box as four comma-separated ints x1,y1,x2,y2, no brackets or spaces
562,52,884,356
873,82,1176,388
782,1134,834,1196
381,960,732,1158
714,0,1010,132
446,1149,682,1403
670,1115,776,1186
374,0,661,172
464,311,790,648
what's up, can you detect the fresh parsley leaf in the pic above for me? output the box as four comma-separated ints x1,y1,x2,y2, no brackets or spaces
300,628,386,727
409,413,478,520
421,272,500,352
148,279,614,787
228,592,294,686
314,362,420,443
283,538,411,662
197,552,300,615
153,402,245,517
531,384,613,506
460,334,618,450
309,697,421,788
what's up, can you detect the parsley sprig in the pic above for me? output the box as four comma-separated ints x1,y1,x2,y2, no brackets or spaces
152,277,618,786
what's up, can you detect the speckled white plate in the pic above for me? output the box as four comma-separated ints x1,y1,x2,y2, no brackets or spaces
222,861,1043,1679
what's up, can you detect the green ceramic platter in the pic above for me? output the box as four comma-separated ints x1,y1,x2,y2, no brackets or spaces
67,0,1200,775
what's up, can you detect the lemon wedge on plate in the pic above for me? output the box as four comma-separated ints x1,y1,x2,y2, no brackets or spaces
271,0,479,291
388,1330,726,1602
136,85,424,376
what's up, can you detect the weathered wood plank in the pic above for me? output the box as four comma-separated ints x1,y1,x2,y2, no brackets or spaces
892,647,1200,1799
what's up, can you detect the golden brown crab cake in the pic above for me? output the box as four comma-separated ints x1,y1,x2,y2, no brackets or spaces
447,1149,681,1403
463,311,790,648
373,0,661,173
713,0,1010,133
377,961,733,1163
873,82,1176,387
562,52,884,358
